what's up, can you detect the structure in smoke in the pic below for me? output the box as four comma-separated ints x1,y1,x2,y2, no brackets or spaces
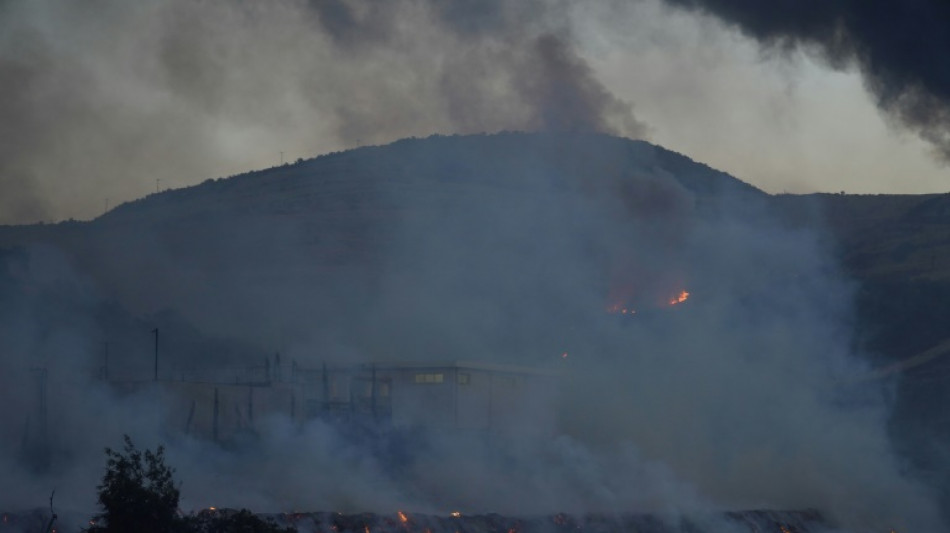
663,0,950,161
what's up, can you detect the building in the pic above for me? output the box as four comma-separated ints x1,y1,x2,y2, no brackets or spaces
383,361,558,435
162,359,559,443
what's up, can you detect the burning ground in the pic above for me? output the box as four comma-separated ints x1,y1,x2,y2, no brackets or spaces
0,133,944,531
0,508,830,533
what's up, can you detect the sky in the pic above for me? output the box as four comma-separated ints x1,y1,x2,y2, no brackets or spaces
0,0,947,225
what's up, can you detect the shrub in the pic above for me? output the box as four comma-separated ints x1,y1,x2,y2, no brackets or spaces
89,435,179,533
88,435,295,533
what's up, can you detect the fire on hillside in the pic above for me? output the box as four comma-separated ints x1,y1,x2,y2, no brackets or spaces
606,288,690,316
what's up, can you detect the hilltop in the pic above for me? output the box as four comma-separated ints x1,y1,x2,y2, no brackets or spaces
1,132,949,361
0,132,767,354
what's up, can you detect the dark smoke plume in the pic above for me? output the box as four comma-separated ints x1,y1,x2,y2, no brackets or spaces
663,0,950,161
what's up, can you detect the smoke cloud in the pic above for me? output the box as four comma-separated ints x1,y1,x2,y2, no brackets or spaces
661,0,950,162
1,0,948,529
2,0,947,225
0,0,645,225
0,133,942,531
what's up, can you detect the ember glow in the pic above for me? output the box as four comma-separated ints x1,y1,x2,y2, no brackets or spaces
397,511,409,524
606,302,636,315
669,290,689,306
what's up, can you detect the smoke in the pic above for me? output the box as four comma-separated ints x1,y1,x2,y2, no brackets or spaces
3,0,947,225
661,0,950,162
0,133,942,531
0,1,946,527
0,0,645,225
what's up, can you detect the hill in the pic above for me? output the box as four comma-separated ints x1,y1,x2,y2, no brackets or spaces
2,133,949,364
2,132,949,525
0,132,766,355
2,133,949,360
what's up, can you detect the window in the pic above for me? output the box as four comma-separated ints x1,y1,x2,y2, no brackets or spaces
457,372,470,385
414,373,444,384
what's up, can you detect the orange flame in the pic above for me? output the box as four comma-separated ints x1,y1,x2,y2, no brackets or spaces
397,511,409,524
669,290,689,305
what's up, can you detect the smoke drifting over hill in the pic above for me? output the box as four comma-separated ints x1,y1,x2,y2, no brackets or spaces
4,0,950,225
0,0,644,224
0,134,943,531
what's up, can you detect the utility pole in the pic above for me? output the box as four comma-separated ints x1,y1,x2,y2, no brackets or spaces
152,328,159,381
280,151,284,165
156,178,161,193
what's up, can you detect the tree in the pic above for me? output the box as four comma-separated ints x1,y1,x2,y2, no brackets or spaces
89,435,295,533
89,435,180,533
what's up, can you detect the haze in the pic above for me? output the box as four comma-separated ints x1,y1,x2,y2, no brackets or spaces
0,0,947,225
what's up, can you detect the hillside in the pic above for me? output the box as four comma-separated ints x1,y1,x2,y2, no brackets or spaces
2,134,949,355
0,132,766,356
2,132,950,525
772,192,950,282
2,133,949,363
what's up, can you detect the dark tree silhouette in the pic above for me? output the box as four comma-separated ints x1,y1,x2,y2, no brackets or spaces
89,435,179,533
88,435,295,533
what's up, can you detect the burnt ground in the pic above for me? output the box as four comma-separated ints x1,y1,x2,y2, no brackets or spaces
0,508,828,533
